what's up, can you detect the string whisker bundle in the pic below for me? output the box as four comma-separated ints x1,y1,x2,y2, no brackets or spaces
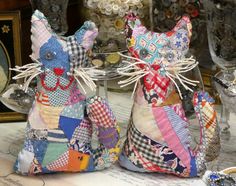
10,56,43,92
73,67,103,94
117,52,199,99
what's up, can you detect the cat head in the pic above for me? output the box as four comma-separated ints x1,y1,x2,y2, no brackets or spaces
31,10,98,78
125,13,192,67
119,14,197,104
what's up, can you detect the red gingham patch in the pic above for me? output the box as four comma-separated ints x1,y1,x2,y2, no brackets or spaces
87,97,116,128
47,151,69,171
144,73,170,100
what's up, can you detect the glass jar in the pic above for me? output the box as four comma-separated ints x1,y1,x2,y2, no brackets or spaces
83,0,150,53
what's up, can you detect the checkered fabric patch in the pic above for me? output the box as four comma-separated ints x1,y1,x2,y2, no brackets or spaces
92,144,106,166
44,71,72,106
87,97,116,128
72,119,92,143
47,150,69,171
143,73,170,100
193,91,220,163
66,36,88,73
127,121,174,172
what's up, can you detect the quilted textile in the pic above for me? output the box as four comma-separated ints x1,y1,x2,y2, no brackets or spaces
119,14,220,177
14,10,120,175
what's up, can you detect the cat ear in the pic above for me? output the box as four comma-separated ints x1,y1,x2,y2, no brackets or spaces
31,10,53,60
125,13,147,48
74,21,98,51
169,15,192,54
173,15,192,39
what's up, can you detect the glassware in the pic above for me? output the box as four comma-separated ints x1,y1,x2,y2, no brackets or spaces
213,70,236,136
203,0,236,137
83,1,150,99
203,0,236,69
30,0,69,35
0,84,35,114
83,0,150,53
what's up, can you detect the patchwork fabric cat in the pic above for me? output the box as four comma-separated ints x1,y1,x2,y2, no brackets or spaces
12,10,120,175
118,14,220,177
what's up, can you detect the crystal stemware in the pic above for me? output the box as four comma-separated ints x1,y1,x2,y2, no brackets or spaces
204,0,236,137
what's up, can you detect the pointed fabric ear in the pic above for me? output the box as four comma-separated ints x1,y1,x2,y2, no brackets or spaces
74,21,98,51
169,15,192,55
31,10,53,60
125,13,147,49
174,15,192,40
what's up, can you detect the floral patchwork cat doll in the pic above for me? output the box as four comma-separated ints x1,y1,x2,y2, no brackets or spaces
12,10,120,175
118,14,220,177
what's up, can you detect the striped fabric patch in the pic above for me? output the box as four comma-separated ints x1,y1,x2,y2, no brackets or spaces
152,106,191,171
36,91,50,106
48,129,68,143
193,92,220,162
163,106,191,153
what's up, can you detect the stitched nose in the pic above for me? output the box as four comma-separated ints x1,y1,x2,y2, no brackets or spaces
53,68,64,76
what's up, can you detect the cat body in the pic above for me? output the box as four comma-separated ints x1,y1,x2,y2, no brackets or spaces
118,14,220,177
14,10,120,175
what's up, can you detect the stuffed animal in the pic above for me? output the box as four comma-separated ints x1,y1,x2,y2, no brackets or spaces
118,14,220,177
11,10,120,175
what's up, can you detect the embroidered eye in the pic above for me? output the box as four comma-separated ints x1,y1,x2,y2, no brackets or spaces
45,51,55,60
139,48,148,58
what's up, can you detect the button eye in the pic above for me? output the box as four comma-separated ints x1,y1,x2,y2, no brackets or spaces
45,51,55,60
139,48,149,58
70,55,78,62
166,52,174,62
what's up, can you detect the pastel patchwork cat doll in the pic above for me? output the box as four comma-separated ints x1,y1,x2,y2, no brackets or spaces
12,10,120,175
118,14,220,177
